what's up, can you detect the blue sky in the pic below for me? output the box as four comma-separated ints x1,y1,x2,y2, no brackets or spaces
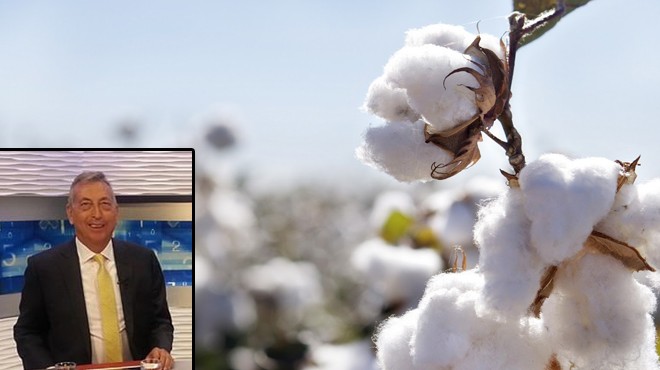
1,0,659,187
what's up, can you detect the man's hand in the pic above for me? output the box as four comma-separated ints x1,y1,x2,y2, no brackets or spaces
145,347,174,370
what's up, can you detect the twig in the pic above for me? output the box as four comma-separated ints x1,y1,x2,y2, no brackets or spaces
482,128,508,150
500,2,567,174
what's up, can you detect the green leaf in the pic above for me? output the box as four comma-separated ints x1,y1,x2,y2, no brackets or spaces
410,225,442,251
379,210,414,244
513,0,592,47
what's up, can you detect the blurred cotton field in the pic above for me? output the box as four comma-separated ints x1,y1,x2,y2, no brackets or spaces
195,111,512,370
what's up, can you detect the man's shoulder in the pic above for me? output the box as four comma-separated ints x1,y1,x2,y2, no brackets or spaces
28,239,76,262
113,239,156,257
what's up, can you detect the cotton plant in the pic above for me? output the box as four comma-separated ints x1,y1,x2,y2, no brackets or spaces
231,257,326,370
357,21,510,182
344,191,442,370
357,1,660,369
194,118,261,353
422,176,507,269
304,340,380,370
351,190,443,320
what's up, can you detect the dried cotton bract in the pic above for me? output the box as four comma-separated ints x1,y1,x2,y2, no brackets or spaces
357,23,508,182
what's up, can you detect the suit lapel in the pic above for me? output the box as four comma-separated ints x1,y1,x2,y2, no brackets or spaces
58,240,92,360
113,239,135,346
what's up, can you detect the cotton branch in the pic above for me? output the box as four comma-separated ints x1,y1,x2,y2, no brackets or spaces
493,1,567,175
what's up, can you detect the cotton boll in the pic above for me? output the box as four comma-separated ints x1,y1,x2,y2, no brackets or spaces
596,182,643,245
209,188,256,233
544,253,658,369
474,189,547,320
309,339,379,370
369,190,416,230
242,257,323,322
452,317,551,370
411,270,552,370
363,76,420,122
375,309,419,370
422,176,506,254
404,24,506,63
404,23,475,52
206,189,258,257
196,287,256,349
383,45,479,133
633,179,660,236
519,154,619,265
351,238,442,308
356,120,453,182
411,270,485,367
422,188,479,265
428,200,475,248
597,179,660,269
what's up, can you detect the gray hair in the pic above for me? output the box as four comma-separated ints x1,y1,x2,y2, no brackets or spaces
67,171,117,207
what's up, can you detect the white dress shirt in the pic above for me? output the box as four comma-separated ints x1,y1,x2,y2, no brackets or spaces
76,238,132,362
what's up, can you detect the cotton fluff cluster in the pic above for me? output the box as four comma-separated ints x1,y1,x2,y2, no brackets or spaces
375,153,660,369
352,238,441,311
357,24,505,182
368,190,416,230
306,339,379,370
242,257,323,324
353,190,443,312
597,178,660,271
423,176,506,268
376,270,551,370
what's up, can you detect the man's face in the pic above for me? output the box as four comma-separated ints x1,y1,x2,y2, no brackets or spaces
66,181,119,251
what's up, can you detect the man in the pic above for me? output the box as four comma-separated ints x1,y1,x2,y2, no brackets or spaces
14,171,175,370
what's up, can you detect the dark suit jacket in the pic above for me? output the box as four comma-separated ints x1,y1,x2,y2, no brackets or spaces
13,238,174,370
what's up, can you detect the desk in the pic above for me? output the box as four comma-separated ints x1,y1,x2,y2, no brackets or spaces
76,359,192,370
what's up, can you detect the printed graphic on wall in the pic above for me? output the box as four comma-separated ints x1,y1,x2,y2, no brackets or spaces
0,220,192,294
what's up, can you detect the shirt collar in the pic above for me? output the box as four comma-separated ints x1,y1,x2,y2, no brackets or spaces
75,237,115,264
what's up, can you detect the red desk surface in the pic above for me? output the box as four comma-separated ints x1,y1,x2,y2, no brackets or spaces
77,361,141,369
71,359,191,370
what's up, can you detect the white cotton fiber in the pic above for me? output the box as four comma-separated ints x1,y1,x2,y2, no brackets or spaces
403,23,506,62
309,339,379,370
241,257,322,317
519,154,620,265
597,178,660,269
428,200,475,248
451,316,551,370
356,120,453,182
369,190,416,230
351,238,441,307
543,253,658,369
404,23,475,51
383,45,479,133
474,189,546,320
410,269,552,370
363,76,420,123
375,309,419,370
411,269,485,367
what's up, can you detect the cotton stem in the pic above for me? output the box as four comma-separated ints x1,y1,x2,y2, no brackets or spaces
500,2,567,174
498,106,526,174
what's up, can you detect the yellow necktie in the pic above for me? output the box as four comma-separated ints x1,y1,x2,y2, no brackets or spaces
94,254,123,362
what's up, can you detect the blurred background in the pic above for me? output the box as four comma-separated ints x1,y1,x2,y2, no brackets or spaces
2,0,660,369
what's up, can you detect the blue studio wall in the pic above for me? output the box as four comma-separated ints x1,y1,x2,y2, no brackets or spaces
0,220,192,294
